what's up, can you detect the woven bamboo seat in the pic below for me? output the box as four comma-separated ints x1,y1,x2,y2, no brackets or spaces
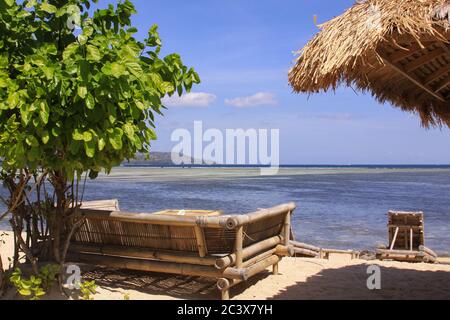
69,200,296,299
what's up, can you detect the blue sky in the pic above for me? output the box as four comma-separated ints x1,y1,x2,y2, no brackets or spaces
116,0,450,164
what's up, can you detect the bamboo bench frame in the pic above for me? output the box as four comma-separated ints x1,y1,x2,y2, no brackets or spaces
376,211,437,263
69,201,296,299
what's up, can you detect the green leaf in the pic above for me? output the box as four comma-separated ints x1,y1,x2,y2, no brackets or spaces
78,86,87,99
85,93,95,110
26,0,37,8
4,0,15,7
42,66,54,80
77,33,87,45
0,78,7,88
98,137,106,151
39,101,49,124
7,92,20,109
101,63,112,75
108,128,123,150
41,131,50,144
52,127,61,137
85,140,96,158
63,43,78,60
56,7,67,17
17,10,31,18
161,82,174,93
135,101,145,110
26,136,39,147
20,105,31,125
46,44,57,56
125,61,143,78
72,129,84,141
82,26,94,38
35,290,46,297
86,45,101,62
83,131,93,142
19,289,32,296
110,63,126,78
123,123,134,139
41,2,57,13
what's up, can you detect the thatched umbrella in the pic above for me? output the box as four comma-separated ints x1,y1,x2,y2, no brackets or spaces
289,0,450,127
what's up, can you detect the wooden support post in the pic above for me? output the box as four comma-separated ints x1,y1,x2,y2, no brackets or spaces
283,211,291,246
390,227,399,250
290,227,296,242
194,226,207,257
410,228,413,251
0,254,4,294
221,289,230,300
217,278,242,300
404,230,407,249
235,226,244,268
273,263,279,275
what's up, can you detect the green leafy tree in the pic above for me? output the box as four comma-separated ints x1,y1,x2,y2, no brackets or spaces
0,0,199,267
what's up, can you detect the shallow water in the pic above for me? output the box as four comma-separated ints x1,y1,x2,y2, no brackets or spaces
1,167,450,255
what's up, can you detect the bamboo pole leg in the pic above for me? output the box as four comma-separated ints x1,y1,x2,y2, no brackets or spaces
410,228,413,251
221,289,230,300
273,263,279,275
217,278,243,300
283,211,291,246
235,226,244,268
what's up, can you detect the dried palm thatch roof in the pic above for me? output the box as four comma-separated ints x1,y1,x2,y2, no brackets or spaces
289,0,450,127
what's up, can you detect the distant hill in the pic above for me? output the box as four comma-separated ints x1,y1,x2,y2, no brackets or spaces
124,152,211,166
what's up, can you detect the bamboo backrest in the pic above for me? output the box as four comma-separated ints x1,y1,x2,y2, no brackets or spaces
81,199,120,211
71,202,296,256
388,211,424,250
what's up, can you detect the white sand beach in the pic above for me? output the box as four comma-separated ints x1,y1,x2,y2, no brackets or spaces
2,231,450,300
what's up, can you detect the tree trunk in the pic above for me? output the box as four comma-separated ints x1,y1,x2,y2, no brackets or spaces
0,251,5,295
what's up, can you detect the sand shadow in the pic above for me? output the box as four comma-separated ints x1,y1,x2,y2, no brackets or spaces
80,266,271,300
269,263,450,300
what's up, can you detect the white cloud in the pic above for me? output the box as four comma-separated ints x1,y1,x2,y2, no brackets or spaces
163,92,217,107
225,92,278,108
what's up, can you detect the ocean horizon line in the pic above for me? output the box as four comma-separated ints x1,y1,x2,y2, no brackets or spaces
121,164,450,168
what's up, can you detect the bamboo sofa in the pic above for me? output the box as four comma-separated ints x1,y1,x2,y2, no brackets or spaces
69,200,296,299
